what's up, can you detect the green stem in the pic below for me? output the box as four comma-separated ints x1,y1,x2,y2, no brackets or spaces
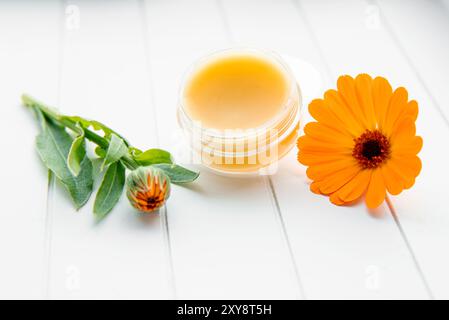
22,94,139,170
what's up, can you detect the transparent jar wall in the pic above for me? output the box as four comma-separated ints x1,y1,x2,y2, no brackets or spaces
198,122,300,175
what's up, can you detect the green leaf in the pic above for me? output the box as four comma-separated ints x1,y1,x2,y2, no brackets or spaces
101,133,128,171
134,148,173,166
35,111,93,209
62,115,130,146
67,123,86,176
95,146,106,158
90,120,118,139
128,147,142,157
93,161,126,219
152,163,199,184
32,104,49,128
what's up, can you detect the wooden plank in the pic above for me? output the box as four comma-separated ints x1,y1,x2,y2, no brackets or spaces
376,0,449,123
221,0,429,299
143,0,300,299
47,0,171,299
300,0,446,299
0,1,60,299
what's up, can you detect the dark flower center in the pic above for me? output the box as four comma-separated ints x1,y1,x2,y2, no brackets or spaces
362,140,382,160
353,130,390,169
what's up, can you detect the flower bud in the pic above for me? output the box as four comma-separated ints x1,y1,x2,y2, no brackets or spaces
126,166,170,213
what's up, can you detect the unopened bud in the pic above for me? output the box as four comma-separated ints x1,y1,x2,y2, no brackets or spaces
126,166,170,213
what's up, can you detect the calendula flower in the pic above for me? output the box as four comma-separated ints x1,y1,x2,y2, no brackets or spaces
297,74,422,208
126,166,170,212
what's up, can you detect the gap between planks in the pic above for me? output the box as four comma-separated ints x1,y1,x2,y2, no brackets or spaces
43,0,67,299
385,196,434,299
266,177,306,299
139,0,177,299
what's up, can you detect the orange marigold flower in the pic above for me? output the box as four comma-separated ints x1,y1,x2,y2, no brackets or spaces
297,74,422,208
126,166,171,212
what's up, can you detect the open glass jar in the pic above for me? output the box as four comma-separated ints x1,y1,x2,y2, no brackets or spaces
177,48,302,176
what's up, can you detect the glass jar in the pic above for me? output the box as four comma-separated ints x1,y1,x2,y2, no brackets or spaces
177,48,302,176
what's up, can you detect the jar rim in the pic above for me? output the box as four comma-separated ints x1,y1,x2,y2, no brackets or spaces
177,47,300,139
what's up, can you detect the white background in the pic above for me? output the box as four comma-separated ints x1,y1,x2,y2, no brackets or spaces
1,0,448,299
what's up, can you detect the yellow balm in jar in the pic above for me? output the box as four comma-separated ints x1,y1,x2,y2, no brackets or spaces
178,48,302,175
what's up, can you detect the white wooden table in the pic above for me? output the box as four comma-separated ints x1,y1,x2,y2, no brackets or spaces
1,0,448,300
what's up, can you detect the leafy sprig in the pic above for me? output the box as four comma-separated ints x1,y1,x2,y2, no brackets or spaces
23,94,199,219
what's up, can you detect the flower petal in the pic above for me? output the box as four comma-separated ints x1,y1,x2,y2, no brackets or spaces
384,87,409,135
404,177,416,189
318,165,361,195
330,192,347,206
337,75,371,130
297,135,352,154
372,76,393,130
298,152,350,166
324,89,364,136
365,169,386,208
304,121,354,146
390,115,416,144
335,169,372,202
405,100,419,121
306,158,357,180
387,157,420,187
392,136,423,156
309,99,347,135
355,74,377,131
394,155,422,177
310,181,324,195
381,163,404,195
